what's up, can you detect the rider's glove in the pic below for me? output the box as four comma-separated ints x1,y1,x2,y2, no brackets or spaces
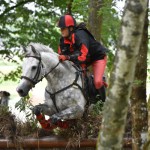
59,55,70,62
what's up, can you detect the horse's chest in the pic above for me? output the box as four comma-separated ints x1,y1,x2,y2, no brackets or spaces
46,88,80,110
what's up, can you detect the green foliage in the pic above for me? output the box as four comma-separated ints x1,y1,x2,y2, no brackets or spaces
15,94,31,112
0,0,123,82
72,0,88,21
0,0,65,54
91,101,104,116
15,94,37,128
99,0,121,47
72,0,121,73
0,66,21,83
0,0,124,121
133,79,144,86
0,0,65,82
107,50,115,73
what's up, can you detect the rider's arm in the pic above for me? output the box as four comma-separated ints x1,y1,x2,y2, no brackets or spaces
69,31,89,63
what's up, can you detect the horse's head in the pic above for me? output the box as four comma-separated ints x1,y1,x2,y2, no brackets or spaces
16,45,44,97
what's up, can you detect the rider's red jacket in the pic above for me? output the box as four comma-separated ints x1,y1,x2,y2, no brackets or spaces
58,28,107,65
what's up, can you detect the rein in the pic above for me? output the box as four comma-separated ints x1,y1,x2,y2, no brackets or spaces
21,55,60,86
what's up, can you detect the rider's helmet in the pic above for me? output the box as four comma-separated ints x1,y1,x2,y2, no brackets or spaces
57,15,76,28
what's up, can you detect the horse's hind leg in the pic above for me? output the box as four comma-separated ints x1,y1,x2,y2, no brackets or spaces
51,105,84,122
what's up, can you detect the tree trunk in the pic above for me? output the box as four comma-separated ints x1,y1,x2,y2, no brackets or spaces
131,1,149,149
88,0,103,41
67,0,73,15
97,0,147,149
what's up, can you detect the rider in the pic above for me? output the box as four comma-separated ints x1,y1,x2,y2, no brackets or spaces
32,15,107,130
57,15,107,99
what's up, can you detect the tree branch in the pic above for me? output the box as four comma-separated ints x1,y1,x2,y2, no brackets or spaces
0,0,34,19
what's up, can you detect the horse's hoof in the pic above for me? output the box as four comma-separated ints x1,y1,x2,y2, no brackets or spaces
51,115,61,125
32,106,42,115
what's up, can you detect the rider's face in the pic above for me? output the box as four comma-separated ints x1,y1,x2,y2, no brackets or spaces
60,27,69,38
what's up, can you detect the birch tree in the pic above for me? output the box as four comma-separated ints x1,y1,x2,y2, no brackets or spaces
131,1,149,149
97,0,148,149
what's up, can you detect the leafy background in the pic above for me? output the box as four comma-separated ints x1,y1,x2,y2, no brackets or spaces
0,0,149,120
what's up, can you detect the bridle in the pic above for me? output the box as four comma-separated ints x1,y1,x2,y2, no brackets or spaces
21,53,87,112
21,54,60,87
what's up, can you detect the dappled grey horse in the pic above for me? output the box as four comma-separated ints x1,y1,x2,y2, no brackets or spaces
16,43,86,122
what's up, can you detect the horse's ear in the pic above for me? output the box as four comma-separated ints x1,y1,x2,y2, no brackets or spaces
30,45,37,53
22,46,27,53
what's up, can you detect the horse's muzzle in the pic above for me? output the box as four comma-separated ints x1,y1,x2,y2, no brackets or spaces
16,83,32,97
16,88,28,97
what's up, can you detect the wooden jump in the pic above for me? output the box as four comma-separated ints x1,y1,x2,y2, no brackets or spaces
0,136,131,149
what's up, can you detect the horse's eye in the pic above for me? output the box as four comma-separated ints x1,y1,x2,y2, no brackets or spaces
32,66,37,70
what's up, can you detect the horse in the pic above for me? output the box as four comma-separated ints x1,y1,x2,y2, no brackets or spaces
16,43,87,125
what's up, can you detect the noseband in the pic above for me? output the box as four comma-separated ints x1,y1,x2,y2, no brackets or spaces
21,55,60,86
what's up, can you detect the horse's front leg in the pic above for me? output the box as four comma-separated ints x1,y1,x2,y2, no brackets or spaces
32,90,57,116
51,105,85,124
32,104,48,115
32,103,55,116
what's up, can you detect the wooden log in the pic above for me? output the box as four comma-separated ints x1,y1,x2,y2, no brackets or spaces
0,136,132,149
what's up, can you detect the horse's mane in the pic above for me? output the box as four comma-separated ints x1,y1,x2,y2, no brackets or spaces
27,42,74,70
28,42,55,54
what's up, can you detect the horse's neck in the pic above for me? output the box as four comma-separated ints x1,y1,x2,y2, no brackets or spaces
41,53,76,92
47,64,76,93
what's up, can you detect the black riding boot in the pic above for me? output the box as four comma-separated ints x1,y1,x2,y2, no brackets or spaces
97,85,106,102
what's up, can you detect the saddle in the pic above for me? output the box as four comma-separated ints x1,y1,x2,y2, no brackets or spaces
73,64,107,104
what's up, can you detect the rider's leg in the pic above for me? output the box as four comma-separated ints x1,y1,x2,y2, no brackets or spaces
92,56,107,101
